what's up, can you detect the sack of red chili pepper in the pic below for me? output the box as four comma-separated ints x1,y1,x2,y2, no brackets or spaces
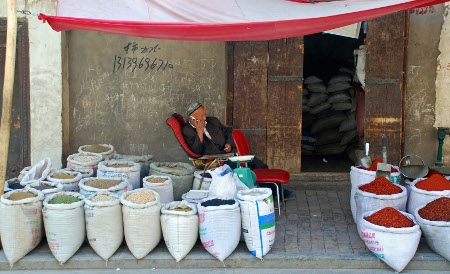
354,177,408,236
360,207,421,272
350,163,401,223
407,174,450,214
414,197,450,262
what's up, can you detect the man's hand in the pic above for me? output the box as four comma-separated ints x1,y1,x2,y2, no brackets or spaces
224,143,232,152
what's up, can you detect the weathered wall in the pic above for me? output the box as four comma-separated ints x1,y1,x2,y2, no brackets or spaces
67,31,227,163
0,0,63,168
405,4,444,167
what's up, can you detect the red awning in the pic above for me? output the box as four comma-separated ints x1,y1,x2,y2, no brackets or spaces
39,0,447,41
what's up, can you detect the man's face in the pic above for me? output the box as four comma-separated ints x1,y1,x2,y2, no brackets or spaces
191,106,207,122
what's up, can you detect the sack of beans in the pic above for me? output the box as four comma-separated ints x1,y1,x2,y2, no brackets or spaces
360,207,421,272
414,197,450,261
197,197,241,262
120,189,161,259
67,152,103,175
43,192,85,264
150,162,195,201
97,160,141,190
161,201,198,262
78,144,115,159
24,180,64,199
0,189,44,266
110,154,153,181
143,175,174,204
354,177,407,235
84,192,123,261
64,167,94,178
46,169,83,192
407,174,450,214
237,188,275,259
79,177,131,198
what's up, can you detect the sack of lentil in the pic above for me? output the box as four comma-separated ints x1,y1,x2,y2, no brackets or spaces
67,152,103,175
0,189,44,266
78,144,115,159
79,177,131,198
161,200,198,262
97,160,141,190
46,169,83,192
24,180,64,199
20,158,52,184
43,192,85,264
407,174,450,214
150,162,195,201
84,192,123,261
121,189,161,259
64,167,94,178
414,197,450,261
110,154,153,181
359,208,421,272
237,188,275,259
197,197,241,262
143,175,174,204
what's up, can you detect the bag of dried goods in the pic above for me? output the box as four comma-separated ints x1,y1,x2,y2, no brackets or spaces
121,189,161,259
197,197,241,262
110,154,152,181
237,188,275,259
407,174,450,214
20,158,52,184
25,180,64,199
161,200,198,261
67,152,103,175
414,197,450,261
43,192,85,264
354,176,407,235
79,177,130,198
143,175,174,204
97,160,141,190
150,162,194,200
0,189,44,266
64,167,94,178
192,171,213,190
207,165,236,199
360,207,421,272
46,169,83,192
4,178,24,192
78,144,115,159
85,192,123,261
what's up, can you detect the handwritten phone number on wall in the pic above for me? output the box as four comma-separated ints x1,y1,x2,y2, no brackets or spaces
113,56,174,73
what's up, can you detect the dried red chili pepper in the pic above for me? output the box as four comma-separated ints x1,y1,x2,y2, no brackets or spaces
426,168,441,177
418,197,450,222
359,176,402,195
364,207,415,228
415,174,450,191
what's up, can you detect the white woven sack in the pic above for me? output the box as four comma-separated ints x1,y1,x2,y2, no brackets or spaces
20,158,52,184
0,189,44,266
359,209,421,272
78,144,115,158
197,197,241,262
97,160,141,190
354,184,407,237
407,177,450,214
43,192,86,264
79,177,131,198
64,167,94,178
237,188,275,259
46,169,83,192
24,180,64,199
143,175,174,204
67,152,103,173
161,201,198,262
350,166,401,222
120,189,161,259
414,203,450,261
84,192,123,261
192,171,213,190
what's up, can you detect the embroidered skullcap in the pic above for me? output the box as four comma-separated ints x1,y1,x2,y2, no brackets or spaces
186,102,203,116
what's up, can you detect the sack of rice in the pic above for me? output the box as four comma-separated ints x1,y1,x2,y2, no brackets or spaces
121,189,161,259
150,162,195,201
161,201,198,262
79,177,131,198
198,197,241,262
67,152,103,175
43,192,85,264
25,180,64,199
85,192,123,261
0,189,44,266
97,160,141,190
143,175,174,204
78,144,115,159
46,169,83,192
237,188,275,259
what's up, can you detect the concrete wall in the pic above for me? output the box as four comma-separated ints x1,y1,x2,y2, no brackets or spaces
0,0,63,168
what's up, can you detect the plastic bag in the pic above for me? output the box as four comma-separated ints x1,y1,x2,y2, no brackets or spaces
20,158,52,184
207,165,236,199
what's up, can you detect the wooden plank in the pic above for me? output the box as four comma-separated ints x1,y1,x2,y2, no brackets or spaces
365,11,407,163
267,37,303,172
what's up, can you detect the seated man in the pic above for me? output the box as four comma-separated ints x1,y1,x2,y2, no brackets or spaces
182,102,294,198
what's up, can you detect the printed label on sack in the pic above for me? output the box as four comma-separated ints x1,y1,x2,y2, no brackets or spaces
361,227,385,259
202,240,214,248
198,213,205,223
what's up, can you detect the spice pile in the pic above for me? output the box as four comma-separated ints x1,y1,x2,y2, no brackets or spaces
364,207,414,228
201,198,235,207
82,144,110,153
91,194,117,202
418,197,450,222
85,179,121,189
51,173,77,180
49,195,81,204
146,177,169,183
415,174,450,191
7,191,36,200
359,177,402,195
126,190,156,204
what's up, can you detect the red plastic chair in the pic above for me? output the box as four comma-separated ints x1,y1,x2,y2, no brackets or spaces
232,129,290,218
